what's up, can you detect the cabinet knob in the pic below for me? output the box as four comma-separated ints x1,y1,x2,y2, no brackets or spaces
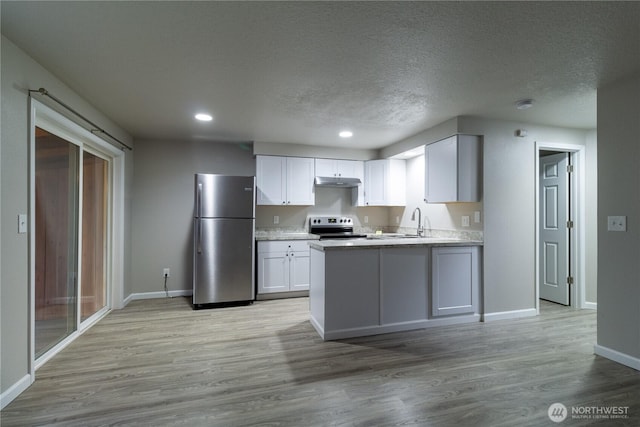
282,201,286,204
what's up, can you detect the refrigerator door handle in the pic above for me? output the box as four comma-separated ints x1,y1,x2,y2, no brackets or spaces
197,183,203,254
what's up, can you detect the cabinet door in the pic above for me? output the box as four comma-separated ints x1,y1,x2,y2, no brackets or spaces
349,161,366,206
315,158,336,176
381,247,429,323
387,159,406,206
257,251,289,293
286,157,315,205
431,246,479,316
364,160,387,205
289,250,310,291
335,160,362,178
256,156,286,205
425,136,457,203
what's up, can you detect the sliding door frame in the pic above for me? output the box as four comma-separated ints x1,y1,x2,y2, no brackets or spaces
28,99,125,375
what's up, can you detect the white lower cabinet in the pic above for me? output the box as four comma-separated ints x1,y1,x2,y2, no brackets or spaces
310,244,483,340
257,240,311,294
431,246,480,317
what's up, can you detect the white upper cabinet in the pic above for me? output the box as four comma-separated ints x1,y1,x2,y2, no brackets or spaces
256,156,315,205
363,159,406,206
424,135,481,203
315,158,364,178
315,158,365,206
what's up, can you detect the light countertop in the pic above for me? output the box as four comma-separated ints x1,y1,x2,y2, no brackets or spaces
255,230,319,241
308,236,483,250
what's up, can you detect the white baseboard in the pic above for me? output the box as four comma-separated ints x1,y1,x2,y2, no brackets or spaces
594,344,640,371
482,308,537,322
313,314,481,341
583,302,597,310
122,292,134,307
127,289,192,302
0,374,32,410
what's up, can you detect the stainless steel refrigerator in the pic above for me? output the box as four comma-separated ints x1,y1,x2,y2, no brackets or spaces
193,174,256,307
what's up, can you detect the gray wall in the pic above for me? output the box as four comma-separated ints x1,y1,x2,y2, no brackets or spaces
458,117,593,313
385,116,596,313
1,36,133,398
597,74,640,359
130,139,256,294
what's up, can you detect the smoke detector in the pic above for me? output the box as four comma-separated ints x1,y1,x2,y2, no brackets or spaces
515,99,534,110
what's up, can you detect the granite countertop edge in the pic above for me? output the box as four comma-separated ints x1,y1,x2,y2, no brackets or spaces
308,238,484,250
255,231,319,241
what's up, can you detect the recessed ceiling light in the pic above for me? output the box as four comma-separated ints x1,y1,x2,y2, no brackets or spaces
339,130,353,138
195,113,213,121
515,99,534,110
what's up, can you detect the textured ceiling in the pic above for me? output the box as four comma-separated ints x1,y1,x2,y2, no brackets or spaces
2,1,639,149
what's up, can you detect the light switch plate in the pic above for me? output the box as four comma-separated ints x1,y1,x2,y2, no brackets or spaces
474,211,481,223
273,215,279,225
607,216,626,232
364,215,369,224
18,214,27,234
462,216,470,227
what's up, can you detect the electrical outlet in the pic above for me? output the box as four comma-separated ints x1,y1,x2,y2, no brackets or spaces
462,216,470,227
273,215,279,225
607,216,626,232
474,211,481,223
364,215,369,224
396,216,400,224
163,268,170,277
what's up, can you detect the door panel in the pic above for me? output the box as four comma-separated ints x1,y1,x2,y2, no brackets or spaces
196,174,255,218
193,218,255,304
289,252,310,291
257,252,289,293
539,152,569,305
34,127,79,357
81,151,108,321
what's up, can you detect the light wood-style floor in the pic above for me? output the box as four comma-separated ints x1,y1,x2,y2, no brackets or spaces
2,298,639,426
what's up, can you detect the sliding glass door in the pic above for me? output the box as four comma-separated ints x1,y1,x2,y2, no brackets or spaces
33,126,112,361
34,127,80,358
81,151,109,322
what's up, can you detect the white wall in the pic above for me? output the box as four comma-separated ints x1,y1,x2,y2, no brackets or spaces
0,36,133,403
596,73,640,364
400,154,483,234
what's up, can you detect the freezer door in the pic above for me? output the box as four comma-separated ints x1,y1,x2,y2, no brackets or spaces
195,174,255,219
193,218,255,304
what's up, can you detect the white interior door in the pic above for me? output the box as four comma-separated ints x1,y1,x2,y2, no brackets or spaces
539,152,570,305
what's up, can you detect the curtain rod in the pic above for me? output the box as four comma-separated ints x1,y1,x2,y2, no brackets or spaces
28,87,133,151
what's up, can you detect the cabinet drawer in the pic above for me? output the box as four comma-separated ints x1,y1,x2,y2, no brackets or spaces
258,240,311,253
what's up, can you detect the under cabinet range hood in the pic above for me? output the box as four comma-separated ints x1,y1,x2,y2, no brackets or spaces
314,176,362,188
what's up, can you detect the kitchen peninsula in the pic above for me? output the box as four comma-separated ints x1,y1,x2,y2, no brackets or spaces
309,237,483,340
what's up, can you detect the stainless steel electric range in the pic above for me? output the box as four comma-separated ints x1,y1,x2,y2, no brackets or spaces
309,216,367,240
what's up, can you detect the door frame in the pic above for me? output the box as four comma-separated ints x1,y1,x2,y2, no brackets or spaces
28,99,125,374
534,141,586,312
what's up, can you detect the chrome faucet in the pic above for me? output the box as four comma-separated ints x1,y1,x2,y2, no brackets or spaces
411,207,423,236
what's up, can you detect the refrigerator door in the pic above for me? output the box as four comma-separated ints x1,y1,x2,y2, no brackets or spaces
195,174,255,219
193,217,255,305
